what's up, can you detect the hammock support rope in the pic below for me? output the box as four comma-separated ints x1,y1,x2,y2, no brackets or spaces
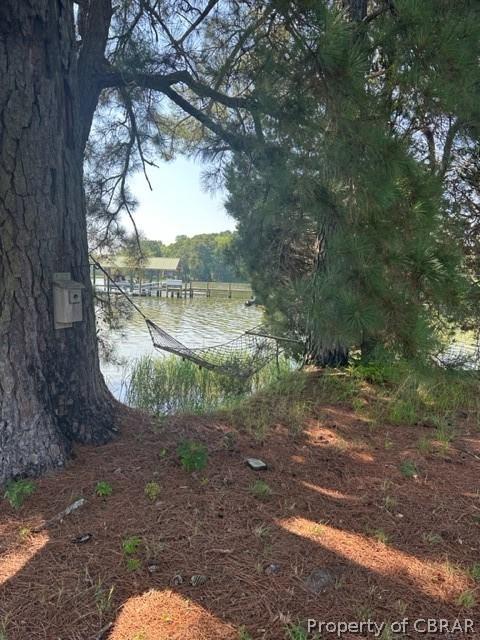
91,256,299,378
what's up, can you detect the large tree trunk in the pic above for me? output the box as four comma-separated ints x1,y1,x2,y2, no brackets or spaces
0,1,116,484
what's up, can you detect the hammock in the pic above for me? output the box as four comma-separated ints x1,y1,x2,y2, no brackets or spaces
91,257,300,378
146,319,285,378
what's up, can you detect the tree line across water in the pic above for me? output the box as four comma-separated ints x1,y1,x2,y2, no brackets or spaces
138,232,245,283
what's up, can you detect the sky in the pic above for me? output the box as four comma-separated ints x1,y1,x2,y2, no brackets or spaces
126,156,236,244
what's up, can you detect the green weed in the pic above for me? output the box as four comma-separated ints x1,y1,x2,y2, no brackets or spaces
400,460,418,478
417,436,432,455
0,618,8,640
95,481,113,498
423,532,443,545
177,440,208,472
389,399,417,425
249,480,272,499
94,581,115,619
456,590,476,609
3,479,36,509
311,522,327,536
126,558,141,572
469,563,480,582
384,495,397,512
351,358,479,428
253,523,271,539
384,434,394,450
355,605,374,621
143,536,166,562
394,599,408,615
285,623,309,640
122,536,142,556
238,626,253,640
371,528,390,544
378,626,395,640
144,481,161,501
18,527,31,541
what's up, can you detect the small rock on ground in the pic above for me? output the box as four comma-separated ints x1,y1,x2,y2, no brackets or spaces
246,458,268,471
264,563,281,576
304,568,335,593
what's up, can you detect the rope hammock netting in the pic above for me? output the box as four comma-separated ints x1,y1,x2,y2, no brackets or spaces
146,319,287,378
91,257,298,378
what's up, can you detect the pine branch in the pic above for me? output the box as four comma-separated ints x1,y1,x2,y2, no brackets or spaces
160,86,254,153
101,68,253,110
177,0,219,45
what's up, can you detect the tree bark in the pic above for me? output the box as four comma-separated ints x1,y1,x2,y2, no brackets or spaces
0,0,116,484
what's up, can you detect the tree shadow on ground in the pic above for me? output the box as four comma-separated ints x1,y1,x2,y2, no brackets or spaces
1,399,479,640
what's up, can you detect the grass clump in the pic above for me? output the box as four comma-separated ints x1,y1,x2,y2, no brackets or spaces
417,436,432,455
348,357,479,428
285,624,309,640
122,535,142,556
3,480,36,509
370,528,390,545
225,370,311,440
456,590,476,609
95,481,113,498
94,581,115,620
423,532,443,545
178,440,208,472
126,557,141,572
0,619,8,640
18,527,32,541
238,626,253,640
253,523,271,539
127,354,293,416
384,495,397,512
469,563,480,582
400,460,418,478
128,350,477,452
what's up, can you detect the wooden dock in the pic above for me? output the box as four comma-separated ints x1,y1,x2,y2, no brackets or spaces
93,279,253,299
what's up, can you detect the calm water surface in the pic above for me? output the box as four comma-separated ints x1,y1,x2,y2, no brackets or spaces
100,295,263,398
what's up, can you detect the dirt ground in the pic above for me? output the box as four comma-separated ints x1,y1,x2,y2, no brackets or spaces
1,381,480,640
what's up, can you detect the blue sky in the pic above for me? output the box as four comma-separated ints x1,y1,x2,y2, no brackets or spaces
127,156,236,244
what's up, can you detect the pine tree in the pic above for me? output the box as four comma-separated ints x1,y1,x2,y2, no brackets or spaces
225,0,480,363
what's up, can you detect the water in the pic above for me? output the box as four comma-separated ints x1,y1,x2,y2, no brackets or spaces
100,296,263,398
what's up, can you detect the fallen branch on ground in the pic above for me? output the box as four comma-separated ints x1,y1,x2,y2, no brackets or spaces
32,498,86,532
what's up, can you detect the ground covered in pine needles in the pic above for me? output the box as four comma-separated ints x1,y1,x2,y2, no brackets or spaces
1,370,480,640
